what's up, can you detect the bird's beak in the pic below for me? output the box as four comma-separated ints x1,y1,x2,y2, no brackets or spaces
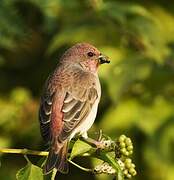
98,54,110,64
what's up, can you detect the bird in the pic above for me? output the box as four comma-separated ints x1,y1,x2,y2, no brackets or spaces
39,42,110,174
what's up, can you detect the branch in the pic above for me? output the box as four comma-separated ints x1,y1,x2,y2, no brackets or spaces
0,148,48,156
0,148,92,173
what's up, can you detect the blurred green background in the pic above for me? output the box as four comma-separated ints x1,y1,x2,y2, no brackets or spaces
0,0,174,179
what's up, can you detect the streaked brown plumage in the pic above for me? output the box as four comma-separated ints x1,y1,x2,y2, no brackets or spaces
39,43,110,174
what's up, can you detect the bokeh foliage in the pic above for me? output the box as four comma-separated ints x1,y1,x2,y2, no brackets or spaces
0,0,174,179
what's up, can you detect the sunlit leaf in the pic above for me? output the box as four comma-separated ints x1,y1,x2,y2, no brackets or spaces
16,162,43,180
70,139,92,160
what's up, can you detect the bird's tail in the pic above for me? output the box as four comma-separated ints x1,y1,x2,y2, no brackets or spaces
44,140,69,174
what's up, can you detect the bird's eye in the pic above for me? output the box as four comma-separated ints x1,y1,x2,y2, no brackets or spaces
87,52,95,57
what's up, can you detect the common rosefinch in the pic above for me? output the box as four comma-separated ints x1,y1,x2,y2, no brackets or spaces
39,43,110,174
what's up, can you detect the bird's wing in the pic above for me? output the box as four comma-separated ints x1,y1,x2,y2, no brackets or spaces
58,86,98,142
39,84,56,143
39,66,99,143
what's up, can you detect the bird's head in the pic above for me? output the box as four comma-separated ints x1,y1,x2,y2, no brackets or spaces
60,43,110,72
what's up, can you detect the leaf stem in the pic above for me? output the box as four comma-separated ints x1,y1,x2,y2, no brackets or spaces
68,159,93,173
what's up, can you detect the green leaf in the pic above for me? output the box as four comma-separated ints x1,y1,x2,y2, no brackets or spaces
70,139,92,160
99,152,124,180
16,162,43,180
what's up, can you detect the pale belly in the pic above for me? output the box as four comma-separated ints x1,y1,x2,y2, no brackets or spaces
70,99,99,139
70,77,101,139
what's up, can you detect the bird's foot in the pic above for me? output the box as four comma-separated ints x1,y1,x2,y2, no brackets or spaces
82,130,114,150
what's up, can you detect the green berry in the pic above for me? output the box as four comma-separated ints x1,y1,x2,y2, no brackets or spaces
125,162,132,169
125,151,129,156
123,169,128,175
126,174,132,179
120,142,126,148
129,150,133,155
132,170,137,176
129,168,137,176
121,148,127,154
127,145,133,151
119,135,126,142
131,163,135,168
129,168,135,174
125,138,132,146
125,158,132,164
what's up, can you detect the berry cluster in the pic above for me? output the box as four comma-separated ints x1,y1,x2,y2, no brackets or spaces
115,135,137,179
93,134,137,179
122,158,137,178
118,135,133,156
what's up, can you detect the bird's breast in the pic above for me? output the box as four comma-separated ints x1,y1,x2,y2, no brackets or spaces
70,96,100,139
69,75,101,139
